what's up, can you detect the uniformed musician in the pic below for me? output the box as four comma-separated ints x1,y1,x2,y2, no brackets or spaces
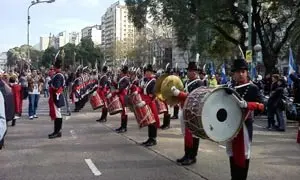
170,61,202,165
109,66,130,133
224,59,264,180
96,66,109,122
137,64,160,146
48,58,65,139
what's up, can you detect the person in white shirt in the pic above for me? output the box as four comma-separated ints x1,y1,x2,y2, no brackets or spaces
27,70,43,120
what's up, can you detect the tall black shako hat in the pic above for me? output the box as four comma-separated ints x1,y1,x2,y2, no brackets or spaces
102,66,108,73
187,61,198,71
231,59,248,72
121,65,129,74
144,64,155,73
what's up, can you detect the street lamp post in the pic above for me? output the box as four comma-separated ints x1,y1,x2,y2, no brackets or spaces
27,0,55,70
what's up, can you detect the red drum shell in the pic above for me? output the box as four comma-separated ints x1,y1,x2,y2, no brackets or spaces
107,95,123,115
130,93,143,105
90,93,104,110
133,105,156,128
156,100,167,114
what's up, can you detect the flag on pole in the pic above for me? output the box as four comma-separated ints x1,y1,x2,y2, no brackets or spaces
210,62,215,75
251,63,257,80
54,50,61,60
288,48,297,86
95,59,98,73
221,63,227,84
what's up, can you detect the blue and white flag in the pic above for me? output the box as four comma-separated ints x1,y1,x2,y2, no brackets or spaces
221,63,227,84
288,48,297,86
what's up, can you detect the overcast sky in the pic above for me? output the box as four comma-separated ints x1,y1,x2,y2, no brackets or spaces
0,0,124,52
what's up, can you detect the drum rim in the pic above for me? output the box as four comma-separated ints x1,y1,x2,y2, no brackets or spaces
201,87,244,142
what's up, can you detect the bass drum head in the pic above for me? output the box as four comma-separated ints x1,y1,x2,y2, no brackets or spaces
201,87,243,142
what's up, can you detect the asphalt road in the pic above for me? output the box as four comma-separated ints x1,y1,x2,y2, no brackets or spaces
1,97,300,180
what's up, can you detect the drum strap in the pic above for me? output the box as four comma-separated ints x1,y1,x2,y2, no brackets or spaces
185,79,200,92
144,79,155,95
118,76,129,89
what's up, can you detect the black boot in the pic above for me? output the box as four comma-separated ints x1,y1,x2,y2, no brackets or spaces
11,119,16,127
171,105,179,119
144,124,157,147
115,115,127,133
160,114,171,130
96,107,108,122
49,118,62,139
48,119,58,137
181,138,199,166
176,146,189,163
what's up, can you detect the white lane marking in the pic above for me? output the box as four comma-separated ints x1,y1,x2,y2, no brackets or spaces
64,116,70,121
254,123,264,128
85,159,102,176
219,145,226,149
70,130,77,139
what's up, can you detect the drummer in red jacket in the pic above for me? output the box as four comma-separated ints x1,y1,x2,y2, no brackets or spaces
109,66,130,133
96,66,110,122
170,61,202,165
224,59,264,180
137,64,160,146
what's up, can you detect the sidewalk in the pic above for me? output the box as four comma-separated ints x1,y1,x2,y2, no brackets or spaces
99,111,300,180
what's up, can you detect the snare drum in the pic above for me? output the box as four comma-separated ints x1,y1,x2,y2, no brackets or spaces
156,99,168,114
107,95,123,115
133,104,156,128
90,91,104,110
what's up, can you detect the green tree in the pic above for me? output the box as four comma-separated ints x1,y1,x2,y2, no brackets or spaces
62,43,77,69
75,37,104,66
126,0,300,73
41,47,57,68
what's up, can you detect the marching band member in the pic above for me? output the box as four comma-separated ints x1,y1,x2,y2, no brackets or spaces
9,74,22,126
96,66,109,122
170,62,202,165
72,67,84,112
138,64,160,146
48,58,65,139
109,65,130,133
225,59,264,180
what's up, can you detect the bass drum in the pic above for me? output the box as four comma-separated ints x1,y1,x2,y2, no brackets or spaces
201,87,243,142
183,87,213,139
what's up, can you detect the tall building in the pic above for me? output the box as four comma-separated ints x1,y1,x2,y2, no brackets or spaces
81,25,102,45
0,52,7,71
56,31,69,48
40,36,50,51
45,31,81,50
101,1,136,65
69,32,81,45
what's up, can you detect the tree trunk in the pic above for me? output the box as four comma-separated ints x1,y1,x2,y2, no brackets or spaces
262,51,277,75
